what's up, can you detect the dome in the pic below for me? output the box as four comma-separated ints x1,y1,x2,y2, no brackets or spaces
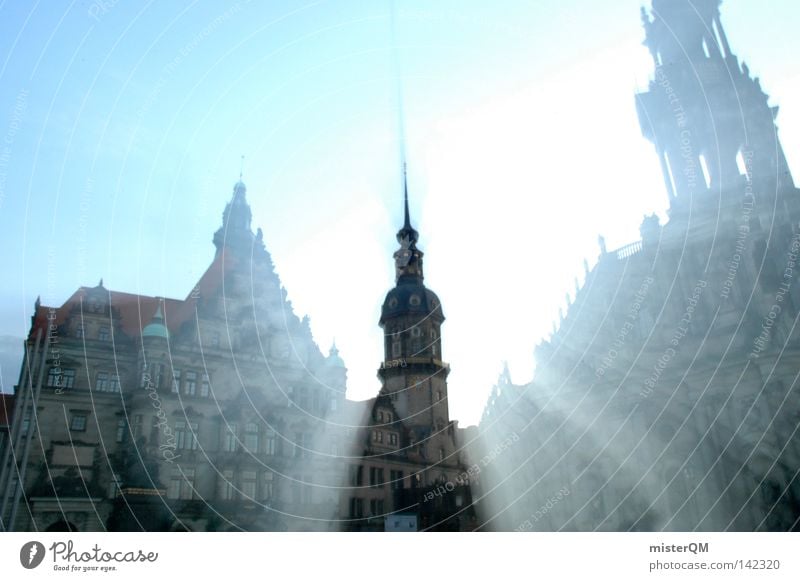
379,283,444,326
325,343,345,368
142,305,169,340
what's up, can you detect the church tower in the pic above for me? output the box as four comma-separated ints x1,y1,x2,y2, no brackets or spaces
636,0,795,220
378,170,450,431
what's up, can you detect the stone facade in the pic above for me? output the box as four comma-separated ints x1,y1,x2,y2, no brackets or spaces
0,177,476,531
477,0,800,531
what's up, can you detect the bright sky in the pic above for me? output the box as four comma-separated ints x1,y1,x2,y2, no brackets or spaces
0,0,798,426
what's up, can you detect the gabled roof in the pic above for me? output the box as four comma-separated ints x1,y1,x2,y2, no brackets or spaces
27,249,236,342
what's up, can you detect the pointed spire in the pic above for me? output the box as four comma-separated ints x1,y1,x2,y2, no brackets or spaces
239,154,244,181
396,163,419,246
403,163,411,230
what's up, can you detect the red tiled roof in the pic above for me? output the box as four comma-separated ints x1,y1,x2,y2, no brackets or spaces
27,250,236,342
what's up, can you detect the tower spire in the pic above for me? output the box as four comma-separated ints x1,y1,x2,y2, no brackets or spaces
403,163,411,230
396,163,419,247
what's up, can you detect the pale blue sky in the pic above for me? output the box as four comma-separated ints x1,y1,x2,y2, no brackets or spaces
0,0,798,425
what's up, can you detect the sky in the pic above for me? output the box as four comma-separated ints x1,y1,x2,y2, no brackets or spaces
0,0,798,426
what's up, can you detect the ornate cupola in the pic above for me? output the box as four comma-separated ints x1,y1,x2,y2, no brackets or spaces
213,177,254,258
380,168,444,328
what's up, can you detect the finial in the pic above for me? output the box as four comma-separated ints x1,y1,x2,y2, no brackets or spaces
239,155,244,181
98,278,104,288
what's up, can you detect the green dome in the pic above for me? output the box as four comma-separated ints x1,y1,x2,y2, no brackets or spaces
142,305,169,339
326,343,345,368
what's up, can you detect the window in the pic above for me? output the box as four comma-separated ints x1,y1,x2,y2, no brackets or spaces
61,369,75,389
220,470,234,501
116,419,126,443
222,423,238,452
168,467,195,500
435,391,442,402
171,369,181,393
350,465,363,487
98,326,110,341
95,371,110,391
200,373,210,397
439,448,445,461
70,413,87,432
262,472,274,501
175,421,198,450
392,340,401,358
389,433,398,446
152,364,163,390
132,415,143,438
369,467,384,488
370,499,385,516
330,398,337,412
48,367,75,389
47,367,62,387
181,469,195,500
210,332,220,348
243,422,259,453
378,411,384,423
109,374,120,393
372,430,383,443
108,473,121,499
411,327,422,338
241,470,257,500
349,498,364,518
184,371,197,396
76,325,85,338
265,429,277,456
390,470,404,490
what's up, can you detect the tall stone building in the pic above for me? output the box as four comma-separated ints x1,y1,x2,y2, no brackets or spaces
342,178,478,531
478,0,800,531
0,173,476,532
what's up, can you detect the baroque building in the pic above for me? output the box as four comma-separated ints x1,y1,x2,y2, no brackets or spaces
477,0,800,531
0,172,476,532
